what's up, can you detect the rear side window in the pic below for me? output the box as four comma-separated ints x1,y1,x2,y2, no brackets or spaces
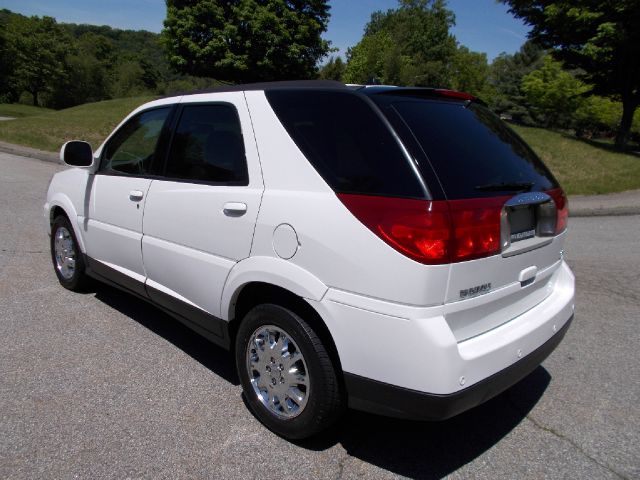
381,98,559,199
266,90,425,198
164,104,248,185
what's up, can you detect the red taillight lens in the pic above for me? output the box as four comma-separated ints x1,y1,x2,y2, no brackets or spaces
337,194,506,265
448,197,506,262
336,194,451,264
547,188,569,234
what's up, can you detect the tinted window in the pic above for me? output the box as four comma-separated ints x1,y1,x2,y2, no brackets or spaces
266,90,425,198
102,108,170,174
165,104,248,184
381,98,558,199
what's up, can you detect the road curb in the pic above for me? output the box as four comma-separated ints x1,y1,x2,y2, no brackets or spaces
0,140,59,164
570,207,640,217
1,140,638,217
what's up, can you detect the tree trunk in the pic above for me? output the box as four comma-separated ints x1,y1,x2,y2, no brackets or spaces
615,98,637,149
32,90,38,107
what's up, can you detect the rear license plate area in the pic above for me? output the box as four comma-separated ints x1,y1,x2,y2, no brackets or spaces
508,206,536,242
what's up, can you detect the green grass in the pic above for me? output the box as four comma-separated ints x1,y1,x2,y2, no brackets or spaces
0,96,154,152
512,124,640,195
0,103,53,118
0,98,638,195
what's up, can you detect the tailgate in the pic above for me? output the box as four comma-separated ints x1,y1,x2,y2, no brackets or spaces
445,211,567,342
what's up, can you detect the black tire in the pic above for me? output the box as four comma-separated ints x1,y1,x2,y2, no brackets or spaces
50,215,90,291
235,304,345,440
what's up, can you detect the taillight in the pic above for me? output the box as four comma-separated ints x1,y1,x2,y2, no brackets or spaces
547,188,569,234
337,194,506,265
336,194,451,264
448,197,506,262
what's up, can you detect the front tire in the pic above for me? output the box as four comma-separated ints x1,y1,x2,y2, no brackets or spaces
50,215,90,291
235,304,345,440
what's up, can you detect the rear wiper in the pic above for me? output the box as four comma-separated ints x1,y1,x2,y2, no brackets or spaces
474,182,534,192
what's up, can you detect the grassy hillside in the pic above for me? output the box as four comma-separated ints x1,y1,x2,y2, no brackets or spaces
0,98,638,195
0,103,53,118
0,97,154,152
512,125,640,195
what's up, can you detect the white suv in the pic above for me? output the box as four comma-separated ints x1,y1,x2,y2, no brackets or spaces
45,81,575,439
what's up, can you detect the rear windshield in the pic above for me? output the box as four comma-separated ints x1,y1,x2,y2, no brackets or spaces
373,97,559,199
266,90,426,198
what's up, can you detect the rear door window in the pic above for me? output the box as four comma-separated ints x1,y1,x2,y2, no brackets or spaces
266,90,426,199
374,97,559,199
164,104,248,185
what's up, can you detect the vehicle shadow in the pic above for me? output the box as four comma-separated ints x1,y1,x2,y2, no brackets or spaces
302,367,550,479
92,282,240,386
91,281,550,478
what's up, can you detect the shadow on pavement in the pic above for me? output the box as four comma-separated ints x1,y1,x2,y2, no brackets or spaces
92,282,240,386
301,367,550,479
91,282,550,478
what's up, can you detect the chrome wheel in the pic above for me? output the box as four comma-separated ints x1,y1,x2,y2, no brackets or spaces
246,324,309,419
54,226,76,280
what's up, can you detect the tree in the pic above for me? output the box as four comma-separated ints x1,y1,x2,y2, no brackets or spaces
343,30,394,84
450,46,489,96
521,55,587,128
318,56,346,81
344,0,456,87
162,0,331,83
0,20,16,102
5,15,72,106
501,0,640,148
487,40,545,124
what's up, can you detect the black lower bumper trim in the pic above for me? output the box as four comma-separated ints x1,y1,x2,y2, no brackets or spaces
345,314,573,421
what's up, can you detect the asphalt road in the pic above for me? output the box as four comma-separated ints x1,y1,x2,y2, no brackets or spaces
1,152,638,480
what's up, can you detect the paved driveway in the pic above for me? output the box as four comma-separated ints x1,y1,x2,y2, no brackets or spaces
0,152,638,479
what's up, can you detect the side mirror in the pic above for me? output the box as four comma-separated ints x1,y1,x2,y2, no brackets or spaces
60,141,94,168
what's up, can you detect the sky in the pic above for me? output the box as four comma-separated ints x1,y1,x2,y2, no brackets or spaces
0,0,531,62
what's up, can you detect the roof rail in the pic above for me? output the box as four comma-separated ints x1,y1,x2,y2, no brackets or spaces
162,80,347,99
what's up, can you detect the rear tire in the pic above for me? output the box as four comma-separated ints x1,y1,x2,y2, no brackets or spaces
50,215,90,291
235,304,345,440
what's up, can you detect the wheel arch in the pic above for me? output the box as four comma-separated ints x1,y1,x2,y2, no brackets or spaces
222,257,342,370
229,280,343,376
47,194,86,253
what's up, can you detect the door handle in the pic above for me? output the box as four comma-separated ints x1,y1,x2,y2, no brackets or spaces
129,190,144,202
223,202,247,217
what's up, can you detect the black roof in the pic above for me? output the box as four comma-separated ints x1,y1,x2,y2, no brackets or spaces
163,80,347,98
163,80,481,104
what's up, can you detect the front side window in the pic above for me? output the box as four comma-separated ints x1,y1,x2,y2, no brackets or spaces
101,107,170,175
164,104,248,184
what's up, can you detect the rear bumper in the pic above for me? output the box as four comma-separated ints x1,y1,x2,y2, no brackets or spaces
345,314,572,420
309,259,575,415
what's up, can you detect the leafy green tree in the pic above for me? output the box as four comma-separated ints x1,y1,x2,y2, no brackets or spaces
343,30,394,84
501,0,640,147
0,20,16,102
344,0,456,86
318,56,346,81
162,0,331,83
111,61,149,98
450,46,489,96
5,15,72,106
521,55,588,128
487,40,545,124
